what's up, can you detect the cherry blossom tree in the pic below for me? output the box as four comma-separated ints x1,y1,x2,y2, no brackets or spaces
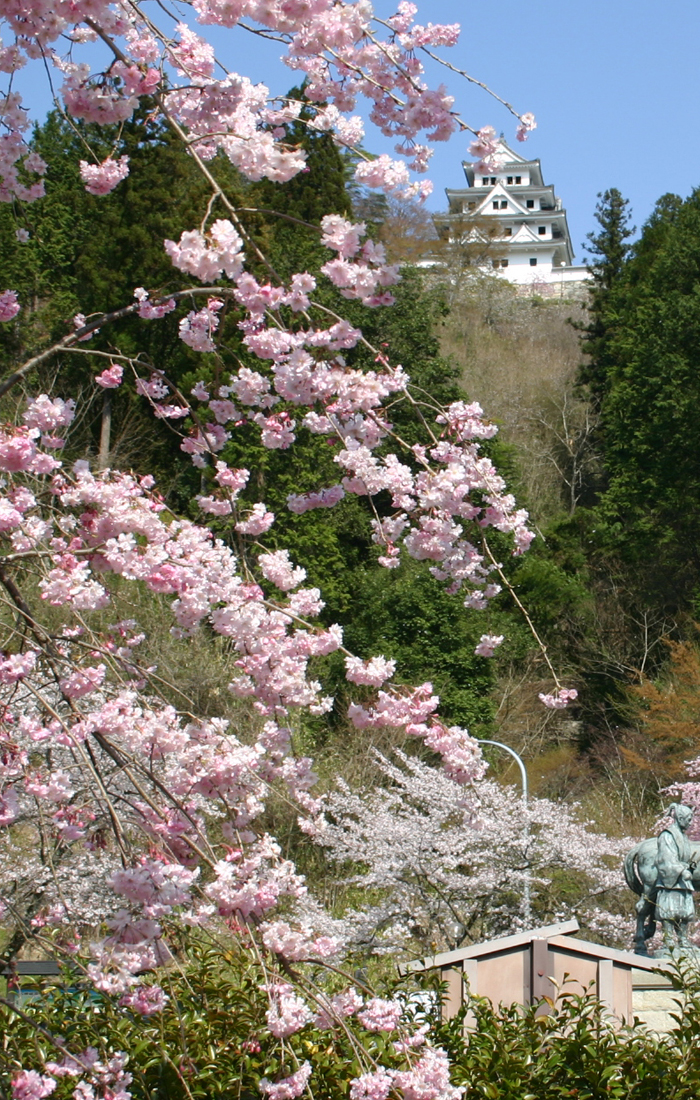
311,750,633,954
0,2,569,1097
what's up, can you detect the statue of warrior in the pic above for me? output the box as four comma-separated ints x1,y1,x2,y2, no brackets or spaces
655,803,696,953
624,803,699,955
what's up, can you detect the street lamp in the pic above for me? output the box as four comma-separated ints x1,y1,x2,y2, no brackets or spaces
476,739,531,926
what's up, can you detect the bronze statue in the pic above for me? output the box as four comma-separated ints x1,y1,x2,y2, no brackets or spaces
624,804,699,955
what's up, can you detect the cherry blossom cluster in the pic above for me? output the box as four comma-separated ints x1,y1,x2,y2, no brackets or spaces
79,155,130,196
0,0,535,208
538,687,579,710
140,246,534,611
320,214,401,305
0,92,46,204
13,1048,134,1100
0,288,20,321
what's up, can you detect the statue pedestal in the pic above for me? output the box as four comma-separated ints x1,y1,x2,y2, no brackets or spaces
632,969,680,1033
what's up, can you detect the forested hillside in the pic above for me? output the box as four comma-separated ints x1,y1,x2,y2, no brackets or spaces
0,108,550,754
433,186,700,835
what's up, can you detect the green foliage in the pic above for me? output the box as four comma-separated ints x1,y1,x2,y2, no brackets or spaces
0,941,412,1100
511,549,591,639
0,101,542,747
435,968,700,1100
577,188,634,409
9,948,700,1100
341,558,497,732
592,187,700,612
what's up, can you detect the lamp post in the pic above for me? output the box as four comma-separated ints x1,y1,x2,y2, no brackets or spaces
476,739,531,926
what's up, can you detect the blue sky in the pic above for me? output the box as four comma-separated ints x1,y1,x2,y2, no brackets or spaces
14,0,700,262
408,0,700,262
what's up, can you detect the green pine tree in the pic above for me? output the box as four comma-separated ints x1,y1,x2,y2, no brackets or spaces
577,188,635,409
594,187,700,613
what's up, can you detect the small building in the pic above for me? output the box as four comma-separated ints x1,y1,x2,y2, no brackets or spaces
401,920,680,1032
436,139,589,290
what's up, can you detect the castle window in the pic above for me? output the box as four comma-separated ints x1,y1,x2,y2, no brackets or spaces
500,200,507,209
493,201,499,209
503,228,512,236
491,177,497,185
538,226,546,235
529,257,538,266
501,259,509,267
467,202,476,210
507,176,513,185
482,178,490,185
515,176,522,184
526,199,535,209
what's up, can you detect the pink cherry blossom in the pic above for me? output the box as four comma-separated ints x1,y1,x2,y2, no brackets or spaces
79,156,130,196
179,298,224,352
538,687,578,710
11,1072,56,1100
191,381,210,400
235,503,275,534
165,221,243,281
357,998,403,1032
196,494,233,516
474,634,504,658
95,364,124,388
259,1063,312,1100
0,785,19,825
350,1070,394,1100
259,550,306,591
516,112,537,142
0,651,37,682
393,1049,463,1100
24,395,75,433
134,288,176,320
266,982,312,1037
468,124,499,172
119,984,169,1015
345,656,396,688
0,289,20,321
287,486,345,513
60,665,106,699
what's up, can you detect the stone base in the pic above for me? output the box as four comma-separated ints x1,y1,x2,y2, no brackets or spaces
632,969,682,1033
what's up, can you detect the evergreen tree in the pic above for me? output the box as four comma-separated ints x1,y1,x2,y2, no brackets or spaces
577,189,634,408
0,108,258,500
595,187,700,613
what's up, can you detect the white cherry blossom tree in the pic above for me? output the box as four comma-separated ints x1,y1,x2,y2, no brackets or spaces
311,750,633,954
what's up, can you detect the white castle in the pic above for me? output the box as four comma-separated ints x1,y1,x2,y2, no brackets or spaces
438,138,588,289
